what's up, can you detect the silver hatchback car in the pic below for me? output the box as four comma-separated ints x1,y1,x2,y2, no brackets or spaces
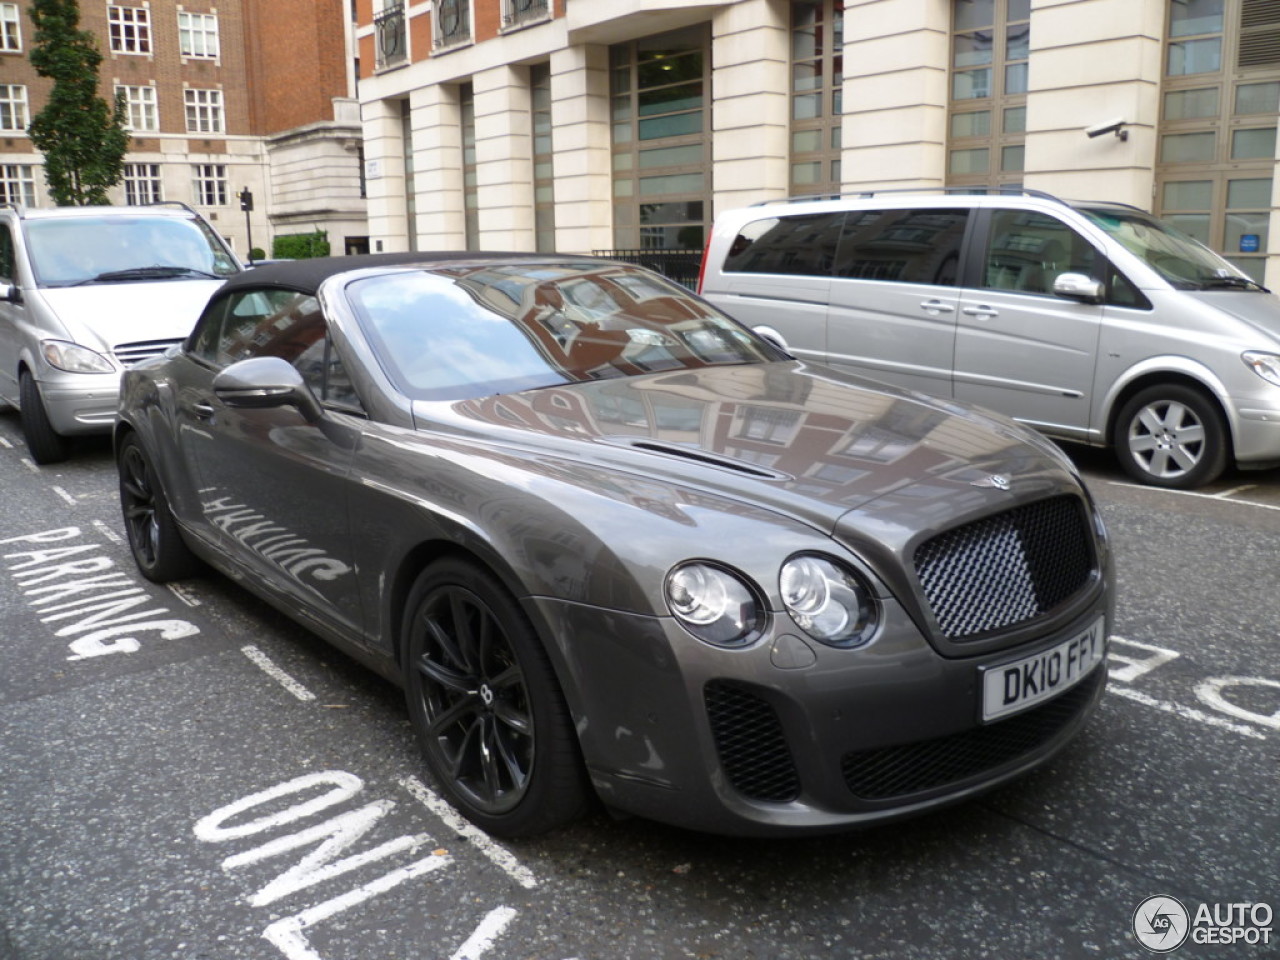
700,189,1280,489
0,203,240,462
116,253,1113,837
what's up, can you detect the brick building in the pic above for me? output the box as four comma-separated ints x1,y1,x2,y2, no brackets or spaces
0,0,368,257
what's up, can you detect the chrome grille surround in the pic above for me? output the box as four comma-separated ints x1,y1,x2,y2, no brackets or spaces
113,338,185,367
914,495,1095,641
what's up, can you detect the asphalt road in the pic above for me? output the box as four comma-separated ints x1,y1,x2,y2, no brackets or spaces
0,420,1275,960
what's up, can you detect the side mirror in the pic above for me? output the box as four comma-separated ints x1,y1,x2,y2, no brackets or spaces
1053,272,1105,304
0,282,20,305
752,324,791,353
212,356,324,424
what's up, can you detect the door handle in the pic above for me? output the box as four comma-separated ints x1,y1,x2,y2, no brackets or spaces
962,305,999,318
193,402,215,420
919,299,955,314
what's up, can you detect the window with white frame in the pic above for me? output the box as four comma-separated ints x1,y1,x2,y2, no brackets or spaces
434,0,471,49
116,84,158,132
0,84,27,131
193,164,227,206
1,3,22,53
178,12,219,59
184,88,224,133
108,5,151,54
1,164,36,205
123,163,162,205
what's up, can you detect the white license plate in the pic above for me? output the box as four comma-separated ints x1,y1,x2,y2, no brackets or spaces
981,616,1106,722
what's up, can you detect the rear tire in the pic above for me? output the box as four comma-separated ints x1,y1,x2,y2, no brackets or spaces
118,433,203,582
19,371,69,464
1113,384,1228,489
403,558,588,837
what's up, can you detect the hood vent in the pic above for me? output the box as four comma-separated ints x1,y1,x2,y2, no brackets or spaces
617,439,792,481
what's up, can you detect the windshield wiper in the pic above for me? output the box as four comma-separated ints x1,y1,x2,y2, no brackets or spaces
1199,275,1269,292
73,265,223,284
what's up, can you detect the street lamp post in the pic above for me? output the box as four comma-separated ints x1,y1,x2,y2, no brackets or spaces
239,187,255,264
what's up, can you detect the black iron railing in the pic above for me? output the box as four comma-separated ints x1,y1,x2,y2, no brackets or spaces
593,248,704,290
374,2,406,69
505,0,549,28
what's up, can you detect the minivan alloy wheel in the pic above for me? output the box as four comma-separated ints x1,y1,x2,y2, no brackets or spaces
1115,384,1227,489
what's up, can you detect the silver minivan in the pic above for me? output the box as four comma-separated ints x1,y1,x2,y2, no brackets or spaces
699,189,1280,489
0,203,240,463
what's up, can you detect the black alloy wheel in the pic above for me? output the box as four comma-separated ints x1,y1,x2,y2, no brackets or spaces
118,434,202,582
403,559,587,836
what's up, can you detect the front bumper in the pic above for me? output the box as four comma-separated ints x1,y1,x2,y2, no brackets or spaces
530,592,1111,836
35,371,120,436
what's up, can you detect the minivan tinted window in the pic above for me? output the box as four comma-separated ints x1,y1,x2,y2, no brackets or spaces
723,212,843,276
981,209,1100,296
833,209,968,286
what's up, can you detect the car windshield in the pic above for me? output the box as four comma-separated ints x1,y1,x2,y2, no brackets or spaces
348,262,784,400
25,215,240,287
1076,205,1260,291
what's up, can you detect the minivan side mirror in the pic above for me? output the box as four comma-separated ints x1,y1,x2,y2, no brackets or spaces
212,356,324,424
0,282,20,305
1053,273,1105,304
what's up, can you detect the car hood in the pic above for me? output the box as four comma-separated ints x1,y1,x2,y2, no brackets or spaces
420,361,1083,536
35,281,223,351
1183,289,1280,341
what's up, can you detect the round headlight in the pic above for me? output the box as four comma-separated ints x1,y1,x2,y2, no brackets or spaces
666,562,763,648
780,554,878,647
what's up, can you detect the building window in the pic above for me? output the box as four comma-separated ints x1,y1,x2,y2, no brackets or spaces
504,0,549,30
1,164,36,205
790,1,844,196
1,3,22,52
373,0,406,70
460,82,478,248
0,84,27,132
185,88,224,134
1157,0,1280,282
116,84,158,131
108,5,151,55
947,0,1029,189
434,0,471,49
178,12,219,59
531,63,555,251
610,25,711,251
123,163,162,205
193,164,227,206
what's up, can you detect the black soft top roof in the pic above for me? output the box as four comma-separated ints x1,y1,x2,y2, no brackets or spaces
220,251,601,297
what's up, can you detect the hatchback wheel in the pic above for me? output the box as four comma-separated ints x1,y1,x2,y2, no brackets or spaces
403,559,588,837
1114,384,1227,489
118,434,202,582
19,371,69,464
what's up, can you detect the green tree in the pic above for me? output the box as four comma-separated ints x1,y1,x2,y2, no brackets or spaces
26,0,130,206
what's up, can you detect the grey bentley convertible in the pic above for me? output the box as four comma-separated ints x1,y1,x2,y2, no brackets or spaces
115,253,1113,837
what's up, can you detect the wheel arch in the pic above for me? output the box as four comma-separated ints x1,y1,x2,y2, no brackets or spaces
1103,365,1236,461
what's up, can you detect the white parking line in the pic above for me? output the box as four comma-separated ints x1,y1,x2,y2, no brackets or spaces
240,645,316,702
398,776,539,890
1106,479,1280,511
19,458,38,474
167,583,203,607
91,519,124,544
1109,686,1267,740
50,486,77,506
0,436,11,448
449,906,518,960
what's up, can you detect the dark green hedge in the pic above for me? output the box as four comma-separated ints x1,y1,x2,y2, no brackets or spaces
272,230,330,259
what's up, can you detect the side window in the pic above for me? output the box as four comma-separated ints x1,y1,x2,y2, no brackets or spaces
0,224,14,282
190,287,364,412
833,209,969,286
722,212,844,277
981,209,1099,296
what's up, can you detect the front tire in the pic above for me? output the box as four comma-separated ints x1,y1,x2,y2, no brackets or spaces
19,371,69,464
403,558,588,837
118,433,203,582
1113,384,1228,489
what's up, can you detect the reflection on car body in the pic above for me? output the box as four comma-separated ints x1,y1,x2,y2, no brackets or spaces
116,253,1113,837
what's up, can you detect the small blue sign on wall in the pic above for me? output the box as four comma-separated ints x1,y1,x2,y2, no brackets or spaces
1240,234,1261,253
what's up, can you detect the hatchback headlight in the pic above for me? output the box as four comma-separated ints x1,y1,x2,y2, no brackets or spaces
42,340,115,374
780,555,878,647
665,562,764,648
1243,351,1280,388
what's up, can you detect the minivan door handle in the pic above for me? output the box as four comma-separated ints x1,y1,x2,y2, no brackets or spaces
962,305,999,319
918,299,955,314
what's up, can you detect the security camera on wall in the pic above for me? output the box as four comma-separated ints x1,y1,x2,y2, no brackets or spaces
1085,117,1128,140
